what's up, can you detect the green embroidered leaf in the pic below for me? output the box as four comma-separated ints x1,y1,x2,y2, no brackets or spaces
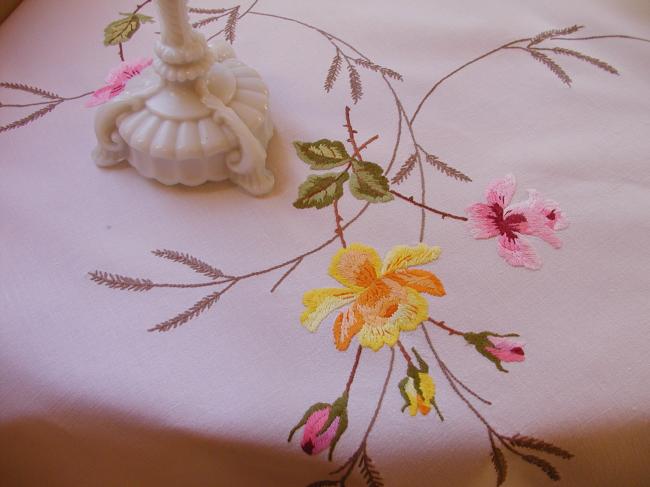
320,394,348,434
397,377,411,413
293,140,351,169
293,172,349,209
349,160,394,203
328,408,348,461
104,13,154,46
411,347,429,373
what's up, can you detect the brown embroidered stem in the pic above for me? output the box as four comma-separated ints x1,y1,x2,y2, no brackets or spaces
362,346,394,443
411,38,530,124
333,197,347,248
332,347,394,483
269,257,302,293
235,202,371,282
428,317,464,336
415,148,427,242
351,134,379,160
552,34,650,43
118,42,125,61
423,322,491,405
0,91,94,109
396,339,414,367
412,31,650,126
390,189,468,221
344,106,362,160
422,325,497,432
343,106,381,163
343,345,363,396
133,0,152,15
441,359,493,406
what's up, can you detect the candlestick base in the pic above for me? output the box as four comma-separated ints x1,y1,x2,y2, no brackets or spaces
92,40,275,196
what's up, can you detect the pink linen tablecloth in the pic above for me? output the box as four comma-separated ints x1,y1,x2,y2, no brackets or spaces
1,1,649,486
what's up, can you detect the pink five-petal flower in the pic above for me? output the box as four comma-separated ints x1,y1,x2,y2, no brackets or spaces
485,336,526,363
85,58,152,107
300,406,340,456
466,174,568,270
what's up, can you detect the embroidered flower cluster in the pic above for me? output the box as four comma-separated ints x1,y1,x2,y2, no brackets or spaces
290,242,571,485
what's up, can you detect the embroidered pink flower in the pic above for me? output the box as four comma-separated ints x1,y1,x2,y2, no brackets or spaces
485,336,525,363
300,406,340,455
466,174,568,270
85,58,152,107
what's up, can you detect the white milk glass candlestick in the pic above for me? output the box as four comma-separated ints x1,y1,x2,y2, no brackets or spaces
92,0,275,195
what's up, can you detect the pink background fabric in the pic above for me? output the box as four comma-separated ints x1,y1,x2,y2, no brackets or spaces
1,1,649,485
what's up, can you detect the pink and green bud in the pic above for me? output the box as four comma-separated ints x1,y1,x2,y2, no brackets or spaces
464,331,525,372
288,394,349,460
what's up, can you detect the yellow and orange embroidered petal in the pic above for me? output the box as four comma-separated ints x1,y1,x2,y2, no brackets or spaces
301,288,356,332
380,243,441,275
392,288,429,333
386,269,446,297
356,286,429,351
329,243,382,290
333,306,364,351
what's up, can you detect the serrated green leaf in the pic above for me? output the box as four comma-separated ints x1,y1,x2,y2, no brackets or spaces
349,160,393,203
293,172,349,209
293,139,351,169
104,12,153,46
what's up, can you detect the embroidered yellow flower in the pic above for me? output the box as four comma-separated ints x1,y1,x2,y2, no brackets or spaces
401,372,436,416
398,347,442,419
300,243,445,351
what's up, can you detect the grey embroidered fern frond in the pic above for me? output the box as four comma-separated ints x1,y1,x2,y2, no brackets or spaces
151,249,225,279
89,271,155,292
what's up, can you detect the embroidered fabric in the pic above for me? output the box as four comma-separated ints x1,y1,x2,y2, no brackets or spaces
1,0,649,486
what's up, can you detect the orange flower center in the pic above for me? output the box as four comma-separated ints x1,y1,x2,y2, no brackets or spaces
380,303,399,318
